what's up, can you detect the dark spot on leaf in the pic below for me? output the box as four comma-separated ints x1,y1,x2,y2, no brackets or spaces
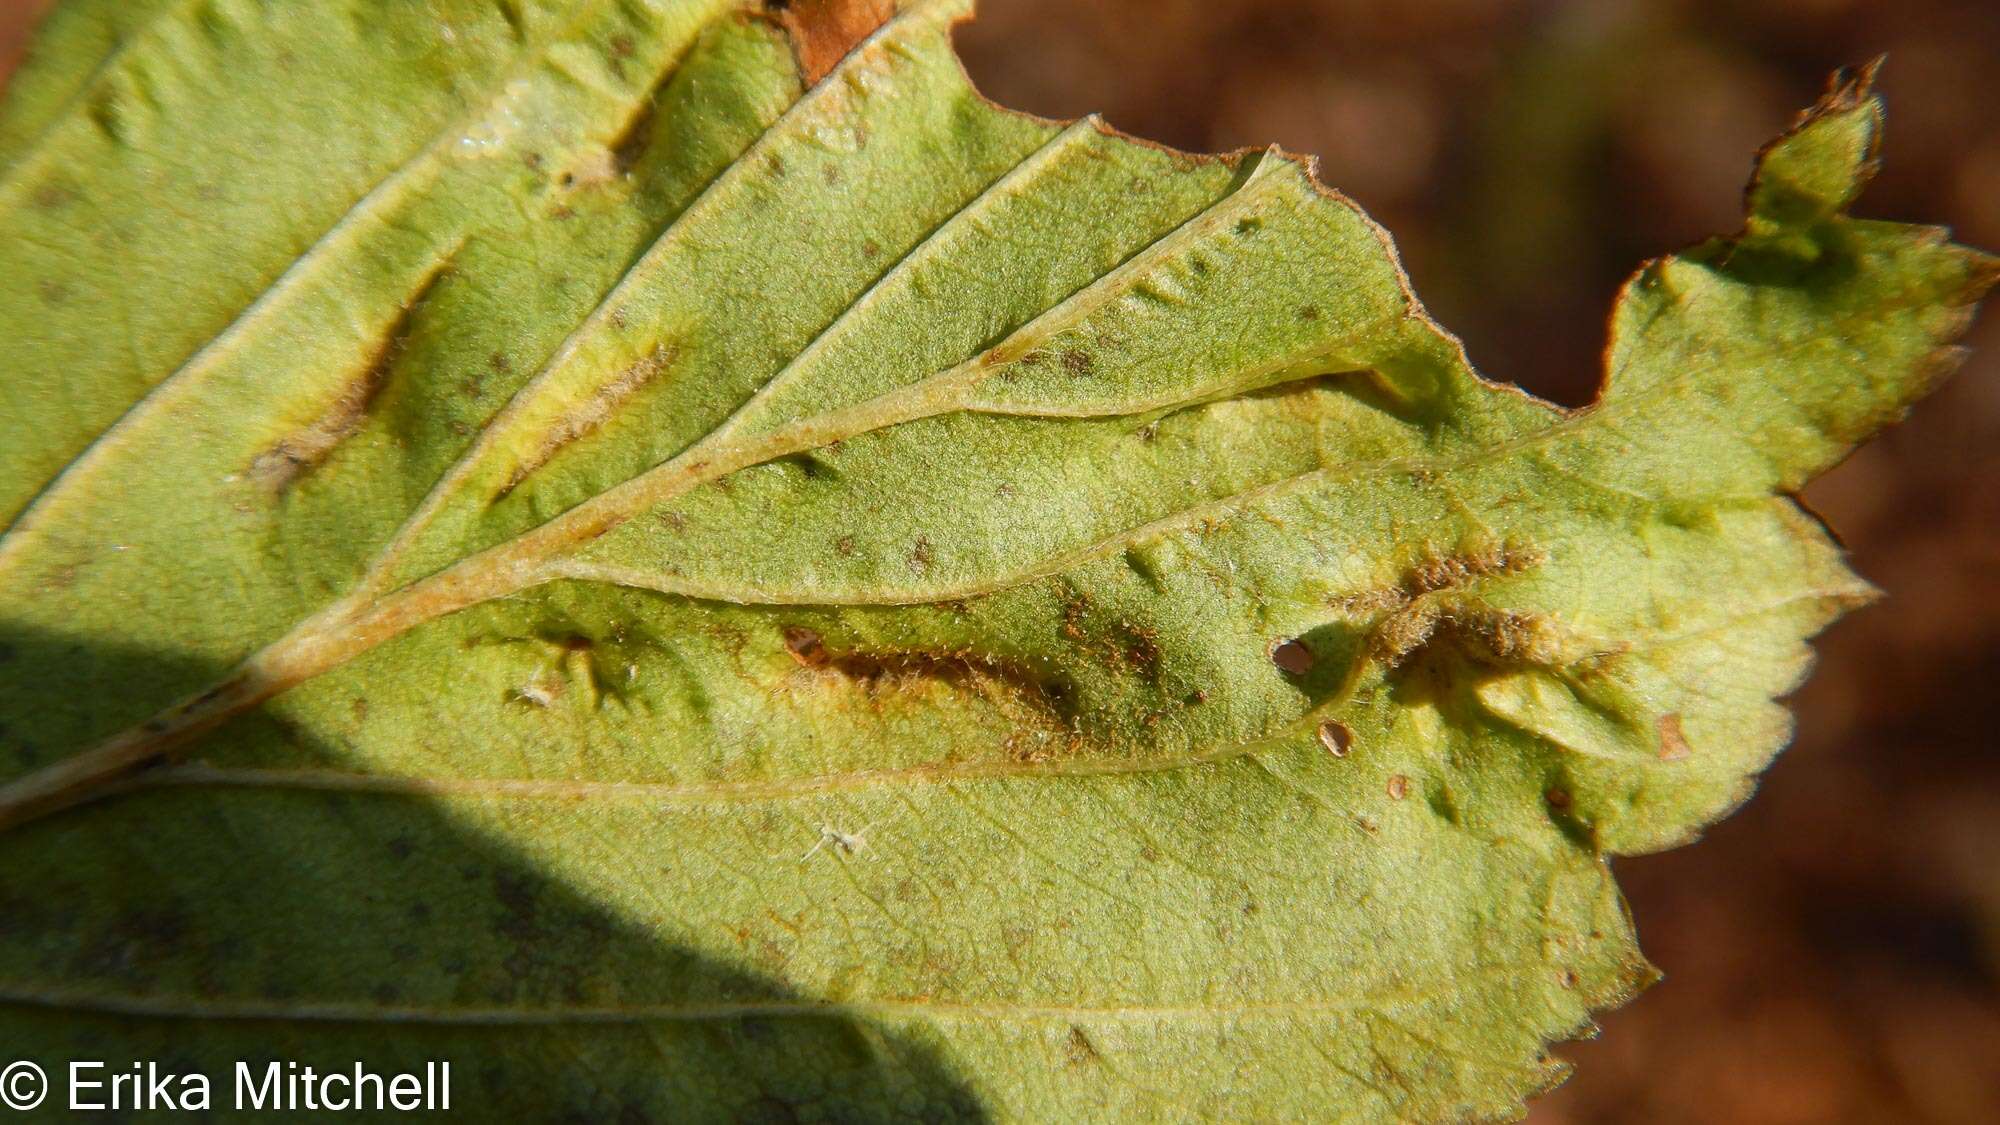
834,534,855,556
1065,1025,1100,1065
1298,304,1320,321
1386,774,1409,800
908,536,933,572
492,871,540,942
32,178,77,209
1061,349,1094,376
1546,787,1572,810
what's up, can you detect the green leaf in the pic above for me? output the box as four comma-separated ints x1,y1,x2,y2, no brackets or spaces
0,2,1991,1119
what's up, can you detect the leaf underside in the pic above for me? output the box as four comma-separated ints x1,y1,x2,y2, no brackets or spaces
0,1,1992,1120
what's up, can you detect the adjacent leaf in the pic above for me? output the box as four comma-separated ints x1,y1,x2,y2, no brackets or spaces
0,1,1993,1119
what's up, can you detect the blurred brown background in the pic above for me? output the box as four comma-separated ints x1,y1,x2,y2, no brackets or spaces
4,0,1996,1120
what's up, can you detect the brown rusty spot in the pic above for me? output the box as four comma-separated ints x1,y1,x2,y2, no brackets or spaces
496,343,679,500
1060,348,1095,376
1407,540,1545,594
1657,712,1693,761
1386,774,1409,800
1545,787,1573,811
31,178,77,210
802,643,1075,738
250,258,455,492
908,535,934,572
1297,304,1320,321
1347,540,1564,671
1120,622,1163,677
1370,603,1440,664
1064,1025,1100,1065
1316,720,1352,757
768,0,895,86
1269,638,1314,676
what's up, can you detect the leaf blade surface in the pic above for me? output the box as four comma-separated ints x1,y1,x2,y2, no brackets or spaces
0,3,1993,1120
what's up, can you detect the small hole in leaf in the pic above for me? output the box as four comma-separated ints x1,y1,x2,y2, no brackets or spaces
782,626,827,667
1316,720,1352,757
1269,638,1313,676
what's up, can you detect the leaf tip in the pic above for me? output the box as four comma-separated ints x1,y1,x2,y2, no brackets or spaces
1746,59,1887,231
